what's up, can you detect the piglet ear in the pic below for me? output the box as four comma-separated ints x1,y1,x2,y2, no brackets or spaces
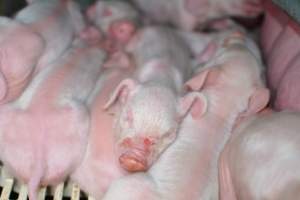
185,67,220,92
103,78,137,110
242,87,270,117
178,92,208,120
184,69,210,92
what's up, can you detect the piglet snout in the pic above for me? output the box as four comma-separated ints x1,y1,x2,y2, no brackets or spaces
118,137,155,172
109,20,136,45
119,150,148,172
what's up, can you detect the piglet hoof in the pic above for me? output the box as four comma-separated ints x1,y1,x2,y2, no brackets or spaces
0,71,7,101
119,153,147,172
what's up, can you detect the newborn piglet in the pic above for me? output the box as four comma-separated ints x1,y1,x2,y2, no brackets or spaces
104,26,194,172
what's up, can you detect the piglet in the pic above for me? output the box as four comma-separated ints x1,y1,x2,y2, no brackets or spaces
15,0,86,69
71,66,135,199
0,37,106,200
219,111,300,200
101,31,269,200
104,26,194,172
87,0,139,53
0,17,45,104
131,0,263,31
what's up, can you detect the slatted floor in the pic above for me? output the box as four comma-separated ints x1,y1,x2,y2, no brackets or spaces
0,166,95,200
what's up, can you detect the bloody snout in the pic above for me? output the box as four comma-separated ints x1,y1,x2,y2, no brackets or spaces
118,137,155,172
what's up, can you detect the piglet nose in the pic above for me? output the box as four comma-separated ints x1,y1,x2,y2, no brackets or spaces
119,137,155,172
119,150,148,172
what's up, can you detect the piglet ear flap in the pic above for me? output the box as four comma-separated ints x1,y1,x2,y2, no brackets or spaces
103,79,137,110
184,69,210,92
178,92,208,120
242,87,270,117
185,67,220,92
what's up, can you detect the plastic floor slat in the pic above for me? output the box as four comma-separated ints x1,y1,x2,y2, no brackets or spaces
0,179,14,200
17,185,28,200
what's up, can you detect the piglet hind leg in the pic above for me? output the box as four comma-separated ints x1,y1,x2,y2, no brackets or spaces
0,101,90,200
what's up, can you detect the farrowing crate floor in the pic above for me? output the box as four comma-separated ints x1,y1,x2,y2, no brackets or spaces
0,165,95,200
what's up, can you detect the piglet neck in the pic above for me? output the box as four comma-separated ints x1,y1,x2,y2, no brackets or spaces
189,89,242,199
204,89,239,130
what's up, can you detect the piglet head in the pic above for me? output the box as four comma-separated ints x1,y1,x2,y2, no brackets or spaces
104,79,196,172
87,1,139,36
103,19,136,54
108,19,136,45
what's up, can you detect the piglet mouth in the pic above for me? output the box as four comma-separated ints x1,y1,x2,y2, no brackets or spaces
119,149,149,172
